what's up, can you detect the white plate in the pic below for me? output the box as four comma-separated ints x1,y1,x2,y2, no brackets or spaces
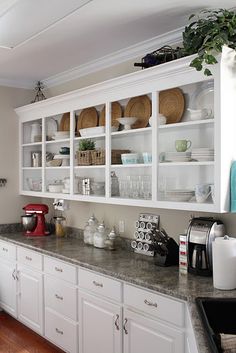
190,81,214,116
79,126,105,137
165,157,192,162
192,157,214,161
46,117,58,139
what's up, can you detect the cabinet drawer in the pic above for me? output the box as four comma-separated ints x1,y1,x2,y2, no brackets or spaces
17,247,42,271
44,257,77,284
124,284,184,327
45,308,78,353
45,275,77,321
0,241,16,261
79,268,122,302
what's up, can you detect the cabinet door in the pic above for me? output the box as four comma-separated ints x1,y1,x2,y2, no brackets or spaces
79,291,122,353
17,266,43,335
0,259,17,317
123,309,184,353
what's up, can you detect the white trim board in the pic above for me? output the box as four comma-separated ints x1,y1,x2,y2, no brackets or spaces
42,27,184,88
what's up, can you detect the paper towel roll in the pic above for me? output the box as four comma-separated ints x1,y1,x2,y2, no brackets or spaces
212,236,236,290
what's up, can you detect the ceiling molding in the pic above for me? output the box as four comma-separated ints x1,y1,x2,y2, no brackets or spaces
0,77,34,89
43,26,184,88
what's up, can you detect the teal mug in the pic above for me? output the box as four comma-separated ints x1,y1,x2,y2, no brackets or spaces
175,139,192,152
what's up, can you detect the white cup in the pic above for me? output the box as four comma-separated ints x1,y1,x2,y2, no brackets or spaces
195,184,211,203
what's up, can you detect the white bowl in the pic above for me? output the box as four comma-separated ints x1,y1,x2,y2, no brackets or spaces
53,131,70,139
117,117,138,130
79,126,105,137
187,108,212,121
149,114,167,126
48,184,63,193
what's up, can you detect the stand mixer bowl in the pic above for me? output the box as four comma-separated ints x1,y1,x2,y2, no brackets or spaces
21,214,37,232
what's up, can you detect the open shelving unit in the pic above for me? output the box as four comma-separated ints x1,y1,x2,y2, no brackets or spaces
16,47,236,212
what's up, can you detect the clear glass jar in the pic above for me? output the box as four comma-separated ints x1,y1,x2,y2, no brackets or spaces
54,216,66,237
94,222,106,248
84,215,98,245
111,171,119,196
105,227,118,250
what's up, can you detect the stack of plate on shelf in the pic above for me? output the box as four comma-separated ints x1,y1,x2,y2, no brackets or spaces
191,148,214,161
165,189,195,202
165,151,191,162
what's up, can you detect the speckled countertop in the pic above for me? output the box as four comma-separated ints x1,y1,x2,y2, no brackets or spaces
0,231,235,353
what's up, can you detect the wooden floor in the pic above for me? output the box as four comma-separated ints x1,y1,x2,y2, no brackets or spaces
0,312,64,353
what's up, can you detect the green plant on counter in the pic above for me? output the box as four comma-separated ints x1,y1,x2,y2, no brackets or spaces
78,139,95,151
182,8,236,76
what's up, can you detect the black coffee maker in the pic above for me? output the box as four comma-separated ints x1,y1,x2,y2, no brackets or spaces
187,217,225,276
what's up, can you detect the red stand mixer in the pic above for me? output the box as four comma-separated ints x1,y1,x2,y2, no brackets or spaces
22,204,49,236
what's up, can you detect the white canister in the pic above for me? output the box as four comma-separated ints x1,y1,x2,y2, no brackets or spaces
212,236,236,290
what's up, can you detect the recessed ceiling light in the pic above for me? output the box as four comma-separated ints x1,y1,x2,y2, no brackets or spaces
0,0,92,49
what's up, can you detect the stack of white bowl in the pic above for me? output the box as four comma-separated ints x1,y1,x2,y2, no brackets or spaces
191,148,214,161
165,151,191,162
165,189,195,202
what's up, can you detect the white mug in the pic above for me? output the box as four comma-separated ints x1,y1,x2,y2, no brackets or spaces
195,184,211,203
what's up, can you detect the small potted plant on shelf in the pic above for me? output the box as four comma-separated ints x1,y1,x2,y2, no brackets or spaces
182,8,236,76
77,139,95,166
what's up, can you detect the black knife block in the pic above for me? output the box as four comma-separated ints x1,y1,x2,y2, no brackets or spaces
154,238,179,267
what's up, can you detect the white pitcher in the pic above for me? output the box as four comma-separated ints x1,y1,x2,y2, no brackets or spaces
31,123,41,143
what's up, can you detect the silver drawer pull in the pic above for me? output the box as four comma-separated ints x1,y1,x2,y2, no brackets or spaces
55,294,63,300
2,247,8,252
123,318,128,335
115,314,120,331
55,328,63,335
25,256,32,261
93,280,103,288
55,267,63,272
144,299,158,308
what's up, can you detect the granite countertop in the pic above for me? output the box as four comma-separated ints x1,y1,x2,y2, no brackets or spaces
0,231,235,353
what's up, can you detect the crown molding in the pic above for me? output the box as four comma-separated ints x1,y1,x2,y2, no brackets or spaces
0,77,34,89
43,26,184,88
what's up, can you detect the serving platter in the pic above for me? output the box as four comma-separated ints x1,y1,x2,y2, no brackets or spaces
124,95,151,129
159,88,185,124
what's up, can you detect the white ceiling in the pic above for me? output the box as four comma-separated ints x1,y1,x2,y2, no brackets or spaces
0,0,235,88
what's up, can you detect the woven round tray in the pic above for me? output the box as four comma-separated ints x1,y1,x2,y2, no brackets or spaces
76,107,98,133
99,102,122,127
124,95,151,129
159,88,185,124
59,112,70,131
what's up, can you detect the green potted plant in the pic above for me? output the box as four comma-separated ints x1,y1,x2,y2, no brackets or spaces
77,139,95,166
182,8,236,75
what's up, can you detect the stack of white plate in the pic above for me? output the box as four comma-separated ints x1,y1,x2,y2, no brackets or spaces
191,148,214,161
165,151,192,162
165,189,195,202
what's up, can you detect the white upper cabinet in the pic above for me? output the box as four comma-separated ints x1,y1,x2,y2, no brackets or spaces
16,47,236,212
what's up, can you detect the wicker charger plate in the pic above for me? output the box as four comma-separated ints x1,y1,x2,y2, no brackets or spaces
99,102,122,127
59,112,70,131
76,107,98,133
124,95,151,129
159,88,185,124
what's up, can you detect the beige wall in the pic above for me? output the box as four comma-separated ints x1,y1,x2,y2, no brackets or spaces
44,61,236,241
0,86,37,224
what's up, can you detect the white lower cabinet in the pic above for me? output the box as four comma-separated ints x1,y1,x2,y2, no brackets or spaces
0,258,17,317
79,291,122,353
17,265,43,335
0,242,200,353
44,257,78,353
45,308,78,353
123,308,184,353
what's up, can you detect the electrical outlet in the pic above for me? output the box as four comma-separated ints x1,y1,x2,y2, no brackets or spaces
118,220,125,233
